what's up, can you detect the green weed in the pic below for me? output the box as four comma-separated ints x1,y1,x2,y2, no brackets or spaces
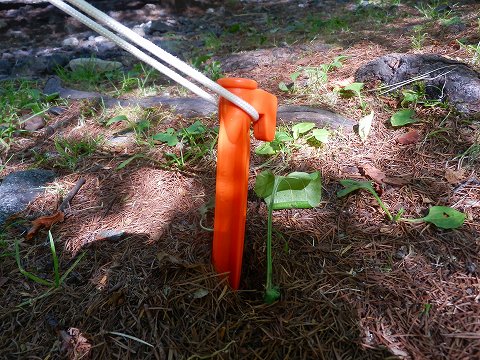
152,120,218,169
15,231,86,289
0,80,60,147
54,136,100,170
415,1,453,21
279,56,348,104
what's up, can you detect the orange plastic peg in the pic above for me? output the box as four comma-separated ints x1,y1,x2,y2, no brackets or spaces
212,78,277,290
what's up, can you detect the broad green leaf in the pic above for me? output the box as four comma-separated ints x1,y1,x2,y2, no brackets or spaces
401,90,420,106
254,170,276,199
420,206,465,229
336,179,393,220
336,179,374,197
330,55,349,69
255,142,276,155
275,131,293,142
152,130,179,146
292,122,315,139
106,114,128,126
339,82,364,97
290,71,302,82
390,109,417,127
184,120,206,135
311,128,330,143
278,82,289,92
255,171,322,210
358,111,374,141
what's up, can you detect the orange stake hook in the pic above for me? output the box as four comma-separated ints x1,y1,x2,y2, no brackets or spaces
212,78,277,289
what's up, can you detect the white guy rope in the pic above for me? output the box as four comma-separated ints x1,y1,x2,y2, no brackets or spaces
47,0,214,103
49,0,260,120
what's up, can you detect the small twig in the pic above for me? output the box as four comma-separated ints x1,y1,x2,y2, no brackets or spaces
59,178,86,212
107,331,154,348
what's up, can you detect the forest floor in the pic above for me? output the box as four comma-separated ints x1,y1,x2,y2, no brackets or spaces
1,0,480,359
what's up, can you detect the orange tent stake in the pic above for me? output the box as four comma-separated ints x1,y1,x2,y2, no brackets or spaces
212,78,277,289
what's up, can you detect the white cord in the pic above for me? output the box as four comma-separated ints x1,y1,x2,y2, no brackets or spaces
48,0,260,121
47,0,214,103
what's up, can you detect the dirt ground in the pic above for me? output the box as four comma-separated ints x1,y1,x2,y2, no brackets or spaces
1,1,480,359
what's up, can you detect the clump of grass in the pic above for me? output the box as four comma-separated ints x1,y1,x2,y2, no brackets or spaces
54,136,101,170
0,80,60,148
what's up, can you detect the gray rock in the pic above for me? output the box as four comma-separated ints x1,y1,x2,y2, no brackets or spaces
0,19,7,31
0,59,12,75
355,53,480,116
11,57,48,76
62,37,79,47
218,47,299,72
0,169,55,227
68,58,123,73
44,53,70,73
21,115,46,131
47,106,66,116
277,105,354,131
148,20,174,34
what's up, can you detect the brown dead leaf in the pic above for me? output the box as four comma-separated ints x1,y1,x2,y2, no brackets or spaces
397,130,421,145
60,327,92,360
379,96,399,109
383,176,411,186
359,164,386,185
0,277,9,287
333,76,354,87
445,168,465,184
26,211,65,240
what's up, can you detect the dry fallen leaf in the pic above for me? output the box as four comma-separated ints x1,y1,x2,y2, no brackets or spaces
359,164,386,184
445,168,465,184
383,176,411,186
26,211,65,240
397,130,421,145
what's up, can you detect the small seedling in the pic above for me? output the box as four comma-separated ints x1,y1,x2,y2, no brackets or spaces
255,130,294,155
255,170,322,304
152,120,217,168
291,122,331,144
338,82,367,110
54,136,100,170
279,56,348,102
337,180,393,220
404,206,465,229
337,179,466,229
390,109,417,127
15,231,85,288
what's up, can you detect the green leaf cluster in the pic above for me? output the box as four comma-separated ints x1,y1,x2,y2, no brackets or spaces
255,170,322,304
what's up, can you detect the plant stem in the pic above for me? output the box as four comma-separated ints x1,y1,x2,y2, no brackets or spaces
369,190,393,221
266,177,280,292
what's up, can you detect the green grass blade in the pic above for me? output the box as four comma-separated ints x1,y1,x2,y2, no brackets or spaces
59,251,86,285
15,240,53,287
48,231,60,287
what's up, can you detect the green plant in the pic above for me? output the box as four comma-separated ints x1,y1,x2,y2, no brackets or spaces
54,136,100,170
0,80,60,147
338,82,367,110
279,56,348,102
291,122,331,144
415,1,453,21
152,120,218,168
15,231,85,288
337,180,394,220
390,109,417,127
255,130,294,156
411,26,427,50
190,54,223,81
337,179,466,229
255,170,322,303
457,39,480,66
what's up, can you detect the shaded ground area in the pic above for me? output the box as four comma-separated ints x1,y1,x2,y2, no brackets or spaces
1,0,480,359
